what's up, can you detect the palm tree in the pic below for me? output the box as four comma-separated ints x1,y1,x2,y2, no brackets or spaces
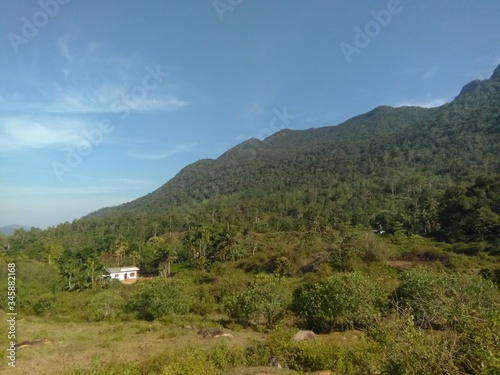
216,225,241,261
155,243,178,278
129,251,140,266
113,239,128,266
199,226,211,260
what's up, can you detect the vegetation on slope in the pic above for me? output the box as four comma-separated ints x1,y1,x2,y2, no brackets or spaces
0,65,499,374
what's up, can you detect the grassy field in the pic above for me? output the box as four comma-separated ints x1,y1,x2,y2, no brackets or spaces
0,316,243,374
0,315,367,374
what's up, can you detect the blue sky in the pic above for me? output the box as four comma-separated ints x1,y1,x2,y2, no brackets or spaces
0,0,499,228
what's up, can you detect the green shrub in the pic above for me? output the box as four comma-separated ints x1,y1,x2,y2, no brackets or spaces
127,278,192,321
292,272,386,332
15,280,54,315
189,284,216,316
51,291,94,321
394,268,500,329
265,325,382,373
370,309,500,375
372,312,464,375
479,266,500,285
244,340,272,367
83,290,125,321
393,268,500,373
33,294,56,315
224,274,292,328
208,343,246,371
162,352,215,375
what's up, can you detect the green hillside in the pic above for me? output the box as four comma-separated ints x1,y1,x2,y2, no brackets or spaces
88,66,500,218
1,65,499,375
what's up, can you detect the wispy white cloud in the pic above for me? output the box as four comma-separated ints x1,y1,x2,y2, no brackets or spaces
57,34,72,60
396,66,438,80
393,97,449,108
0,37,191,115
102,178,151,186
128,143,196,159
86,41,104,58
0,180,149,197
0,115,92,151
0,82,190,115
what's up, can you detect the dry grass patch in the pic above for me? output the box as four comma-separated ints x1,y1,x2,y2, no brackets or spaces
0,316,268,375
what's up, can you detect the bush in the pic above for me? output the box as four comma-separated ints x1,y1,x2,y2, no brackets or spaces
127,278,192,321
479,266,500,285
33,294,56,316
189,284,216,316
84,290,126,322
292,272,386,332
393,268,500,373
265,325,382,373
371,312,465,375
207,343,246,371
394,268,500,329
369,309,500,375
224,274,292,328
244,340,272,367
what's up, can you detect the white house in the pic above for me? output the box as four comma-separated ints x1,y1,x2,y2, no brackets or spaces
103,266,139,282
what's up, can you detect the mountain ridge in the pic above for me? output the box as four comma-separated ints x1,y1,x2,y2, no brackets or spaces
86,64,500,219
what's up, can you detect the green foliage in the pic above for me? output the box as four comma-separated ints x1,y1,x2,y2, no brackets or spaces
16,259,62,291
127,278,192,321
271,255,294,277
371,312,462,375
369,309,500,375
479,266,500,284
33,294,56,315
5,67,500,375
83,290,126,322
160,347,219,375
207,343,246,371
224,274,292,328
439,176,500,243
394,268,500,330
393,268,500,373
324,229,378,271
189,284,216,316
243,340,272,366
293,272,386,332
265,325,382,373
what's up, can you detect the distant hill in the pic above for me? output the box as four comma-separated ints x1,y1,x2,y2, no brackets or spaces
0,224,30,236
86,64,500,218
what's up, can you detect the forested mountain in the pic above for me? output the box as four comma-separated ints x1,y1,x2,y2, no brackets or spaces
88,64,500,220
4,65,500,271
2,65,499,375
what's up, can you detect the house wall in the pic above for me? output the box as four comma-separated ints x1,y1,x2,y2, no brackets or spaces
110,271,138,281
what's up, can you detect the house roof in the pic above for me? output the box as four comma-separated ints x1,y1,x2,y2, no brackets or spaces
104,266,139,273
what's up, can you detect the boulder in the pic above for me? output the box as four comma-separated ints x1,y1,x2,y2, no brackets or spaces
291,330,317,342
